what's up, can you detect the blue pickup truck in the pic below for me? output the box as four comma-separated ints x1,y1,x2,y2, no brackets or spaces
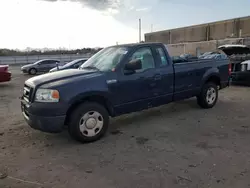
21,43,230,143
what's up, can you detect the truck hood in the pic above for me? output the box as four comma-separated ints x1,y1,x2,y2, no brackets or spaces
26,69,100,87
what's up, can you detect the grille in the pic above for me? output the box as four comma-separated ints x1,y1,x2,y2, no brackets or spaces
23,84,33,102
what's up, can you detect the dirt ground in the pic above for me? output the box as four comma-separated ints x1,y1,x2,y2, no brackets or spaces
0,66,250,188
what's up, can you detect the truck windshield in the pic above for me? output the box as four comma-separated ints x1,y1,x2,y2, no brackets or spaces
80,47,128,71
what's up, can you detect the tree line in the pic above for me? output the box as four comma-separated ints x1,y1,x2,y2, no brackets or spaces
0,48,103,56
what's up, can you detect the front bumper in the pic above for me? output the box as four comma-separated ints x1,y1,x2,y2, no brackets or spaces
21,69,28,73
21,100,66,133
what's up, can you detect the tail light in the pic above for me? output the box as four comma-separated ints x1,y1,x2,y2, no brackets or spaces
0,65,8,72
228,63,232,75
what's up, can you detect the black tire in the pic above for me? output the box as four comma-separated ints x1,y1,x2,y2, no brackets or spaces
68,102,109,143
29,68,37,75
197,82,218,109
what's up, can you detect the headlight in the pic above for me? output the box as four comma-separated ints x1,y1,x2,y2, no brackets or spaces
35,89,60,102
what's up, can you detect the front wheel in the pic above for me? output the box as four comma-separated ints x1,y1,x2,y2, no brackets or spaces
197,82,218,109
68,102,109,143
29,68,37,75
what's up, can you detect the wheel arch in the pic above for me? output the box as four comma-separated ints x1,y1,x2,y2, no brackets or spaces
205,75,221,88
201,69,221,89
64,93,115,125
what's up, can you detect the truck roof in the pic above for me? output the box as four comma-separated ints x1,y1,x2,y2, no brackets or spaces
110,42,165,48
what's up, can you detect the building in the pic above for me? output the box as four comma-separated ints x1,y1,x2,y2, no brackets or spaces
145,16,250,56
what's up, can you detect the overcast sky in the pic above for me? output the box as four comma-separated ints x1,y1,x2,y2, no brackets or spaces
0,0,250,49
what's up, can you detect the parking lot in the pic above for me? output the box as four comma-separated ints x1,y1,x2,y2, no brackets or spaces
1,66,250,188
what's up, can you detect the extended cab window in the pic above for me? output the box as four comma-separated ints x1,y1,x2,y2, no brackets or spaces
128,47,155,73
156,47,168,66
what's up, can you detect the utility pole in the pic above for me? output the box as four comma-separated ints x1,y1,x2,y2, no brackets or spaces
139,18,141,43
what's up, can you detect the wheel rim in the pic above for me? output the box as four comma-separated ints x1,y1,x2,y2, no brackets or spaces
79,111,104,137
31,69,35,74
206,87,216,104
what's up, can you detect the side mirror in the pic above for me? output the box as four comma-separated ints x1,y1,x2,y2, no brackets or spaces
124,59,142,72
74,64,80,68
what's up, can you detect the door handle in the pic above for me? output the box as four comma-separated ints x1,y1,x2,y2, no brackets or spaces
154,74,162,80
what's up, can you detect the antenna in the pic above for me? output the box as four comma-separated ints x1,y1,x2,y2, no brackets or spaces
139,18,141,42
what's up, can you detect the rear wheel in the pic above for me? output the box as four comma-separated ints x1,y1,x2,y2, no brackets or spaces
68,102,109,143
29,68,37,75
197,82,218,109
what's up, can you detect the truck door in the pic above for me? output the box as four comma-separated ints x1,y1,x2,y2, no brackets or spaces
109,46,159,115
150,45,174,107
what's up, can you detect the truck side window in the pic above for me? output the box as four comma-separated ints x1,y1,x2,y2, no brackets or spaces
156,47,168,66
129,47,155,72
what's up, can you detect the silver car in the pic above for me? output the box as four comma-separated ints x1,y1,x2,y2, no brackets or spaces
21,59,60,75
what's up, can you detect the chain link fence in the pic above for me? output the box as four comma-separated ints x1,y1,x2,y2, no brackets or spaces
0,54,92,65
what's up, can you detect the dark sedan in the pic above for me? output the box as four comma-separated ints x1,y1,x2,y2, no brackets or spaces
49,58,88,73
231,61,250,86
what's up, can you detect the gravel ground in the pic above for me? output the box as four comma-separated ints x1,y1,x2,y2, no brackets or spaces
0,66,250,188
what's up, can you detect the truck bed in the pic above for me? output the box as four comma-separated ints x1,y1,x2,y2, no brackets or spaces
173,59,229,100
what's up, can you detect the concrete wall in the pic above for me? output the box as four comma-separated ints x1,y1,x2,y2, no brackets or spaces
240,17,250,38
145,16,250,44
167,38,245,56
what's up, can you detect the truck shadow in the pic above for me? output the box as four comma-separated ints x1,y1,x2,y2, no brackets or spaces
37,97,231,146
110,98,199,130
33,98,199,146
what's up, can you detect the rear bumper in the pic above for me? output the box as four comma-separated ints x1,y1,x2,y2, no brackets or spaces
0,72,11,82
21,100,66,133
